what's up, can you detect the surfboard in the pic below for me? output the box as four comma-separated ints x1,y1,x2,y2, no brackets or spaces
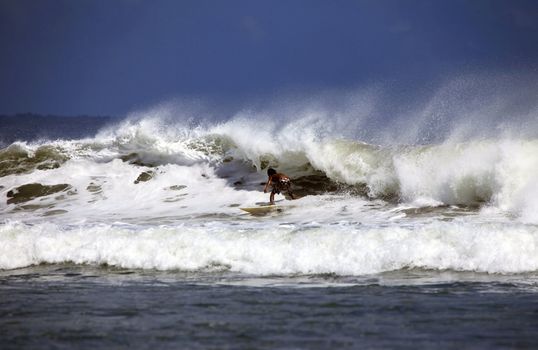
240,205,282,215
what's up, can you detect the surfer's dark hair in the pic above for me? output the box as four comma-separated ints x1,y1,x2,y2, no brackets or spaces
267,168,277,176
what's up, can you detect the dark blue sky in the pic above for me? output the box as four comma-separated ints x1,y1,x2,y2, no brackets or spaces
1,0,537,116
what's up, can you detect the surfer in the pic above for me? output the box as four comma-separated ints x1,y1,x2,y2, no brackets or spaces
263,168,295,205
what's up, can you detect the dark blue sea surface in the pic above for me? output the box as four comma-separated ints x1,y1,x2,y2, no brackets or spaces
1,266,538,349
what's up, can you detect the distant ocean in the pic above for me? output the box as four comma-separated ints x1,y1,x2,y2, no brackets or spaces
1,114,538,348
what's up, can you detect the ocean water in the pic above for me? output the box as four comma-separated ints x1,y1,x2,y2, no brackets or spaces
2,111,538,348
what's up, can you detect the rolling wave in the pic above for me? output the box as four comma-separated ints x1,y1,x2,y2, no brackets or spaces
2,220,538,274
2,116,538,222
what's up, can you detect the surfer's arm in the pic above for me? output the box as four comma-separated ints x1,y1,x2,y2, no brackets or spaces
263,177,272,193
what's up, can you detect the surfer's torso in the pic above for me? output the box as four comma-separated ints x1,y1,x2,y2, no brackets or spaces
269,173,291,194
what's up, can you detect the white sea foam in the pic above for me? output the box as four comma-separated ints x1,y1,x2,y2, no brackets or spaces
2,220,538,274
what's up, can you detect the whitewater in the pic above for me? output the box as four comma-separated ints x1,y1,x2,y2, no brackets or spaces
2,103,538,276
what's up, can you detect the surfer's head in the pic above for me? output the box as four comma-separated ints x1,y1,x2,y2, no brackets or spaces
267,168,277,176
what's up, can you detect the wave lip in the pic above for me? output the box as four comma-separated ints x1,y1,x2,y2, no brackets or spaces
2,221,538,275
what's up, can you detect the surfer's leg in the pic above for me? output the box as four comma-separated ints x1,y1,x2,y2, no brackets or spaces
270,191,275,205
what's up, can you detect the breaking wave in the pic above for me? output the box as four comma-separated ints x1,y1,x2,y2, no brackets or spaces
2,220,538,274
2,80,538,274
2,115,538,222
